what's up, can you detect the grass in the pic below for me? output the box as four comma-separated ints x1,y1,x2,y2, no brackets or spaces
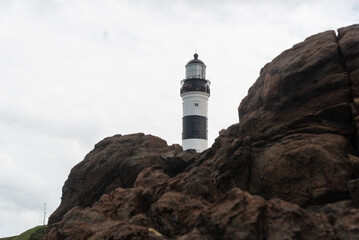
0,225,47,240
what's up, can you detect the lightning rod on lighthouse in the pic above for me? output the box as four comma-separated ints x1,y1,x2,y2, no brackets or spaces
180,53,210,152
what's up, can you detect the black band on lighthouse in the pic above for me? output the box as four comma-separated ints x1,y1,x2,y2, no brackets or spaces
182,115,207,140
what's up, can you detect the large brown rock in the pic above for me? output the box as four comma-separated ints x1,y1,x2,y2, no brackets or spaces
207,27,359,206
338,25,359,151
334,209,359,240
48,133,196,226
44,187,166,240
45,25,359,239
45,186,342,240
204,188,336,239
239,30,353,139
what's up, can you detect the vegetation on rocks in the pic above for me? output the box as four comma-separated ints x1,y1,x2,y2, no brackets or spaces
0,226,47,240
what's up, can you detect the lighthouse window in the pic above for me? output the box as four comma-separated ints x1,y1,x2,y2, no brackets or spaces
186,64,205,79
194,103,199,107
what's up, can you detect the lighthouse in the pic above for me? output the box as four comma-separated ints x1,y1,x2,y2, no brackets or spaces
180,53,210,152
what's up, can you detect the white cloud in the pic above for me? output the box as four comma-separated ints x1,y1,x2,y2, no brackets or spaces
0,0,358,237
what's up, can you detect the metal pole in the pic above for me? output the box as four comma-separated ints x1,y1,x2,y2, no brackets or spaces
43,203,46,225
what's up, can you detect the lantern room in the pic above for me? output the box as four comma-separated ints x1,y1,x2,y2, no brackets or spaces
185,53,206,79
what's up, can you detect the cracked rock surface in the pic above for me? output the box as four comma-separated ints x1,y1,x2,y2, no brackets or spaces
45,25,359,240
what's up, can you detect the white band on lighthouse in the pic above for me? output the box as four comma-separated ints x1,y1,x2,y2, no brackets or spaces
181,92,209,117
180,53,210,152
182,139,208,153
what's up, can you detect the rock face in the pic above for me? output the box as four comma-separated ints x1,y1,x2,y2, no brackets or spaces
48,133,197,226
45,25,359,239
207,26,359,207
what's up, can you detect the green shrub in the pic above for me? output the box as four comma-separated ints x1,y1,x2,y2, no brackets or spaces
29,226,47,240
12,226,47,240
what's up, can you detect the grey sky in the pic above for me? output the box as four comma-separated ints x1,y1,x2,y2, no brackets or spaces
0,0,358,237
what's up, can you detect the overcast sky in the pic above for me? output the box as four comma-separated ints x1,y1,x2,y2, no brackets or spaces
0,0,358,237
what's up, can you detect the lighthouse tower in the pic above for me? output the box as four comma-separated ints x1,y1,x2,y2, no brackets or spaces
180,53,210,152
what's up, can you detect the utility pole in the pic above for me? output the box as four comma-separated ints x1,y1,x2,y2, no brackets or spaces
43,203,47,225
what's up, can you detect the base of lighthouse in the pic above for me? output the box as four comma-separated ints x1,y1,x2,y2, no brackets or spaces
181,92,209,153
182,139,208,152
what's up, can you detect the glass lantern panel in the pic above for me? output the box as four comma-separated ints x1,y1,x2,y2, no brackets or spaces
186,64,206,79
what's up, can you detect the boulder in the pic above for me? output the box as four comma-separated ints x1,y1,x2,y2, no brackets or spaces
48,133,196,226
207,28,358,206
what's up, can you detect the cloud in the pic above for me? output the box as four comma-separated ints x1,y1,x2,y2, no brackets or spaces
0,151,48,235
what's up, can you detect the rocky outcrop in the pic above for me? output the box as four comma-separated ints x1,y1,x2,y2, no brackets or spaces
48,133,198,226
206,27,359,206
45,24,359,239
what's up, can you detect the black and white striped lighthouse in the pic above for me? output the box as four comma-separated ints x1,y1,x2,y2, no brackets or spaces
180,53,211,152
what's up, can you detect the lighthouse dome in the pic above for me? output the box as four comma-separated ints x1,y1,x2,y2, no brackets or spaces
185,53,206,79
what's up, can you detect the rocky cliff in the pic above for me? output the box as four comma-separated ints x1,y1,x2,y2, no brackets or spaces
44,24,359,239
